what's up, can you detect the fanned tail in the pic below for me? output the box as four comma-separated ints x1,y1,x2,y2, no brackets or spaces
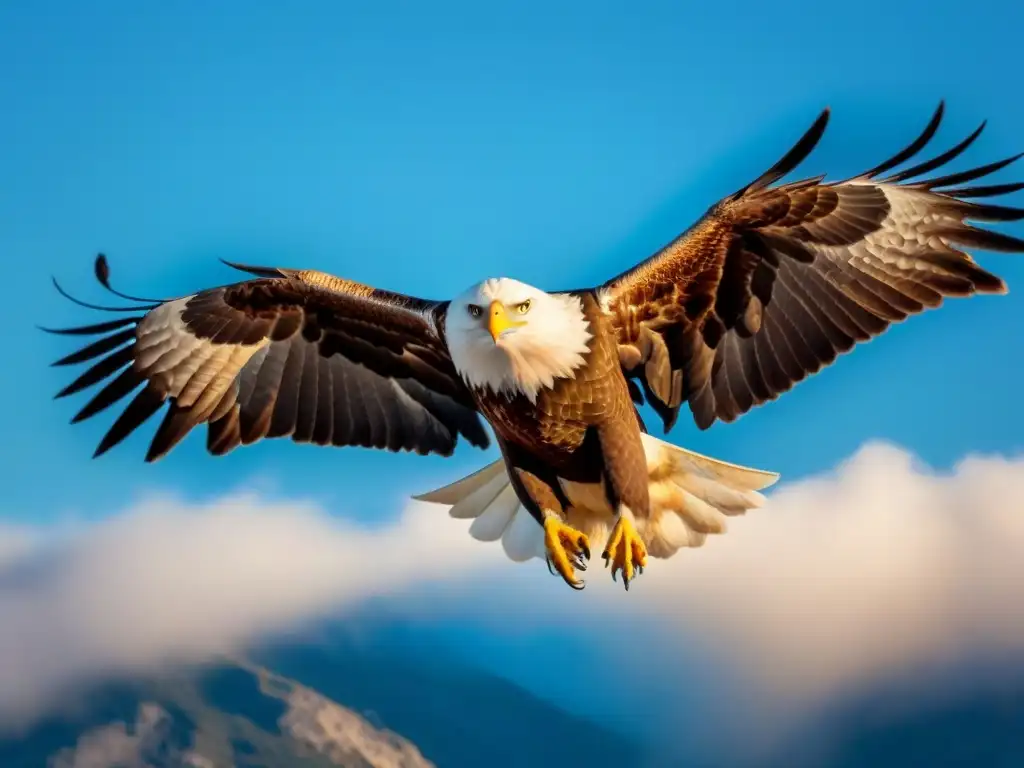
414,434,779,563
638,434,777,558
414,460,544,562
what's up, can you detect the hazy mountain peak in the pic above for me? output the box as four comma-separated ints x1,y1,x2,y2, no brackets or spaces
23,659,434,768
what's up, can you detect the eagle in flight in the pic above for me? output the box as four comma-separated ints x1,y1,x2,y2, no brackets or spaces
45,103,1022,590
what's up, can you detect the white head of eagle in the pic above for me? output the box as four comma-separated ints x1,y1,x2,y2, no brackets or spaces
445,277,593,402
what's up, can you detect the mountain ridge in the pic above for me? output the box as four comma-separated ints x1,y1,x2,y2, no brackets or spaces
0,644,641,768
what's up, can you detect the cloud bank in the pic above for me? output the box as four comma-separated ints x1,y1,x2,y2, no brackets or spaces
641,444,1024,696
0,494,498,731
1,442,1022,744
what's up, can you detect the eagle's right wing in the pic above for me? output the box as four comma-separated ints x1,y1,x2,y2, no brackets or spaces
44,255,489,461
598,103,1023,432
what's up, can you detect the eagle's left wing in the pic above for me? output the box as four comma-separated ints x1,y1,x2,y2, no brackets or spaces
597,103,1023,432
43,255,489,461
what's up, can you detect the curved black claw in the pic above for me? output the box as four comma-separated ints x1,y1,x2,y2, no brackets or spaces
603,551,641,591
543,520,592,591
545,556,587,590
609,568,632,591
601,520,647,592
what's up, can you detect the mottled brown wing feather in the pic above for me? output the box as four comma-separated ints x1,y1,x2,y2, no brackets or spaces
43,256,489,461
598,102,1024,432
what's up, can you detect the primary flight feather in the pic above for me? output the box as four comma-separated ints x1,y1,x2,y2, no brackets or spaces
44,103,1022,590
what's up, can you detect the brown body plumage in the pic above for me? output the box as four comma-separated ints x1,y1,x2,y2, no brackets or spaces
472,293,650,541
44,102,1023,590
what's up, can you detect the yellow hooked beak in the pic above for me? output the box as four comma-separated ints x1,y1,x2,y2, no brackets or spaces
487,300,526,342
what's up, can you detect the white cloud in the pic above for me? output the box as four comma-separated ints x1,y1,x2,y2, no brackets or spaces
680,446,1024,688
619,443,1024,755
0,525,38,570
1,441,1022,748
0,493,499,731
402,442,1024,756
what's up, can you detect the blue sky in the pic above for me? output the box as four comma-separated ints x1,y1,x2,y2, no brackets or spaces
2,0,1023,758
5,0,1022,521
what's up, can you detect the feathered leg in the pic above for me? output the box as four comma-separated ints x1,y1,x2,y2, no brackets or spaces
597,412,650,590
515,469,591,590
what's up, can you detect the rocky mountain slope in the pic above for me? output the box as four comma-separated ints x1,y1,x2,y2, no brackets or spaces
3,643,1021,767
0,645,640,768
0,660,435,768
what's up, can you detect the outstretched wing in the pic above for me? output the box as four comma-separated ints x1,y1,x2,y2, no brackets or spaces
599,102,1023,432
44,255,489,461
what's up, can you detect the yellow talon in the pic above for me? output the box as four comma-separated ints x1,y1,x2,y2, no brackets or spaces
543,516,591,590
602,514,648,590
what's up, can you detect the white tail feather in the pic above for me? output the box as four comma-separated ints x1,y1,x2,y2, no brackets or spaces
468,485,520,541
414,433,780,563
413,461,506,508
501,502,546,562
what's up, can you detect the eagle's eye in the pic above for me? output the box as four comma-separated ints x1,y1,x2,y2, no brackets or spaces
467,304,483,318
515,300,532,314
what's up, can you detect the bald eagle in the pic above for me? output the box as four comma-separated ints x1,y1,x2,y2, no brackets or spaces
44,103,1022,590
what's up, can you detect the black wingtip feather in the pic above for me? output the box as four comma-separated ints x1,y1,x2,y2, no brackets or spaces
857,101,946,180
145,407,204,463
54,345,136,400
219,259,286,278
50,329,134,367
39,317,142,338
940,181,1024,199
946,226,1024,253
881,120,986,184
732,107,831,200
955,201,1024,223
924,152,1024,192
50,275,156,314
91,253,168,304
94,253,110,287
92,386,166,459
70,366,144,424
